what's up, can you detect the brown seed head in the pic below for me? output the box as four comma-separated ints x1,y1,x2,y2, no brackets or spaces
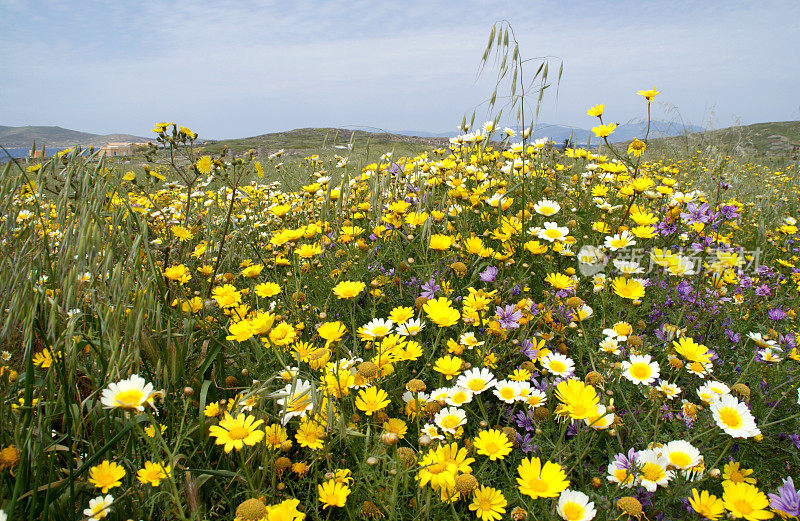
357,361,379,379
732,383,751,402
454,474,478,494
274,456,291,475
406,379,427,393
396,447,416,467
235,498,267,521
626,335,643,348
533,407,551,421
565,296,584,309
584,371,605,387
617,497,643,517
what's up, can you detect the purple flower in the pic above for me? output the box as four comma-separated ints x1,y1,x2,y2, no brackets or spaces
496,304,523,330
680,202,712,225
612,448,638,474
519,339,539,360
420,277,440,299
725,329,741,344
768,308,787,321
514,410,535,432
720,204,739,220
515,432,534,453
479,266,498,282
658,220,678,235
755,284,771,297
769,477,800,518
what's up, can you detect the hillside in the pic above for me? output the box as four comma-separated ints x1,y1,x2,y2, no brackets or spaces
633,120,800,157
198,127,451,159
0,125,150,147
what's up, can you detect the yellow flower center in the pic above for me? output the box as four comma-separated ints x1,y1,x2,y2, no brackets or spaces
641,463,665,482
550,360,567,373
670,452,692,468
719,407,743,428
468,379,486,391
527,478,548,494
728,470,745,483
630,363,651,380
428,461,448,474
227,426,251,440
734,500,753,516
562,502,585,521
614,469,631,483
115,389,144,407
452,392,468,404
440,415,461,430
499,388,515,400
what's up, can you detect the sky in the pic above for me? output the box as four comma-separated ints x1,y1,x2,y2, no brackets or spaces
1,0,799,140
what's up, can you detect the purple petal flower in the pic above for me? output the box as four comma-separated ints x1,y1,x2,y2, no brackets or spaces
496,304,523,330
479,266,498,282
769,477,800,518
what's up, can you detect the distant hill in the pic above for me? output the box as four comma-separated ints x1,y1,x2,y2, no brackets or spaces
200,127,451,159
387,121,705,145
621,120,800,157
0,125,150,148
201,121,796,161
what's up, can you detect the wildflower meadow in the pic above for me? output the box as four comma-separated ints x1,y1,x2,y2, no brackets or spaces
1,29,800,521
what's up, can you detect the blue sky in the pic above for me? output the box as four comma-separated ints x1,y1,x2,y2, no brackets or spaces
1,0,799,139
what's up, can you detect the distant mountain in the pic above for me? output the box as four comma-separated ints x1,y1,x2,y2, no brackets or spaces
0,125,150,148
392,130,460,138
386,121,704,144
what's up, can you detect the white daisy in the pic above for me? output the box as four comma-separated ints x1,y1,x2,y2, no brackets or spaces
710,394,761,438
456,367,496,394
635,448,674,492
604,231,636,251
541,352,575,377
434,407,467,434
656,381,682,400
534,199,561,217
696,381,730,405
100,375,155,412
84,494,113,521
444,387,474,407
557,489,597,521
358,318,394,340
662,440,702,470
397,318,424,336
621,354,660,385
538,221,570,242
274,379,315,424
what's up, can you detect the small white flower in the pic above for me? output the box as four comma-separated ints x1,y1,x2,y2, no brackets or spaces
541,353,575,377
100,375,155,412
433,406,467,434
84,494,113,521
621,354,660,385
557,489,597,521
456,367,496,394
710,394,761,438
